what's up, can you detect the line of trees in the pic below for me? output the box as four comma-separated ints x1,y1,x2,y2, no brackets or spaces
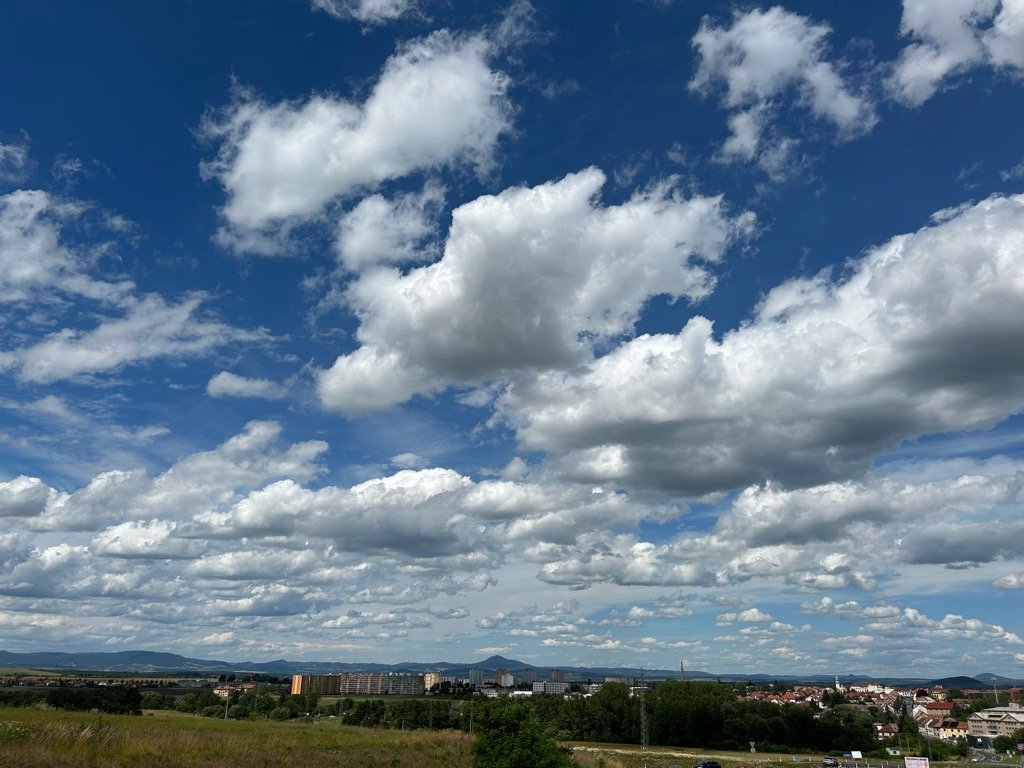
142,686,319,720
320,680,886,753
326,680,980,758
550,680,880,752
45,686,143,714
0,686,143,714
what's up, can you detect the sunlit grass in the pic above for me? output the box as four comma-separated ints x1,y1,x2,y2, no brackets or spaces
1,707,965,768
0,706,475,768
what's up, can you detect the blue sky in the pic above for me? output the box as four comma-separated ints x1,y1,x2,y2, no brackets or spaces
1,0,1023,677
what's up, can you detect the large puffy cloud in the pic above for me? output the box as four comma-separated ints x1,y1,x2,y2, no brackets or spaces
318,167,753,413
202,29,512,253
690,6,876,176
889,0,1024,106
500,194,1024,494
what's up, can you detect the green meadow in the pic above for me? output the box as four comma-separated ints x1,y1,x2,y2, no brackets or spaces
0,706,767,768
0,706,961,768
0,707,473,768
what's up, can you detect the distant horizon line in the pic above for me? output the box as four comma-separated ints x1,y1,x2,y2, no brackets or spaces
1,648,1019,683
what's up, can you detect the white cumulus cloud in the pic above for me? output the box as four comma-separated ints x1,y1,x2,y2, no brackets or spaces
335,183,444,272
318,167,753,413
499,194,1024,494
202,29,513,254
690,6,876,175
889,0,1024,106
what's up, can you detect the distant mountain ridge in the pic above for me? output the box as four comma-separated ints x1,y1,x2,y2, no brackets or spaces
930,676,987,689
1,650,1020,686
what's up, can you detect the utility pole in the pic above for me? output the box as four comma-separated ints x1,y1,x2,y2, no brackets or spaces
639,669,650,768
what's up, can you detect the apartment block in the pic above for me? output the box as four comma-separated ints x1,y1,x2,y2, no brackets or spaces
290,672,425,696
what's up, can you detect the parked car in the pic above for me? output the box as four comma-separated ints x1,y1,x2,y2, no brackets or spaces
823,758,840,767
694,761,722,768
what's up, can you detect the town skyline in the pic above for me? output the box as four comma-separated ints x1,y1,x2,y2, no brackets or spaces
0,1,1023,677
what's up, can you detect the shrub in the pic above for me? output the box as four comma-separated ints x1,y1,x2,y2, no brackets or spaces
472,698,576,768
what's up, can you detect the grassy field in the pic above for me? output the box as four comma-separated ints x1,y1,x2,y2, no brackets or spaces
0,707,750,768
0,707,474,768
0,707,960,768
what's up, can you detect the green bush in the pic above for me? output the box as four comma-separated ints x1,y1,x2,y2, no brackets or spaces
0,690,42,708
45,686,142,715
472,698,576,768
